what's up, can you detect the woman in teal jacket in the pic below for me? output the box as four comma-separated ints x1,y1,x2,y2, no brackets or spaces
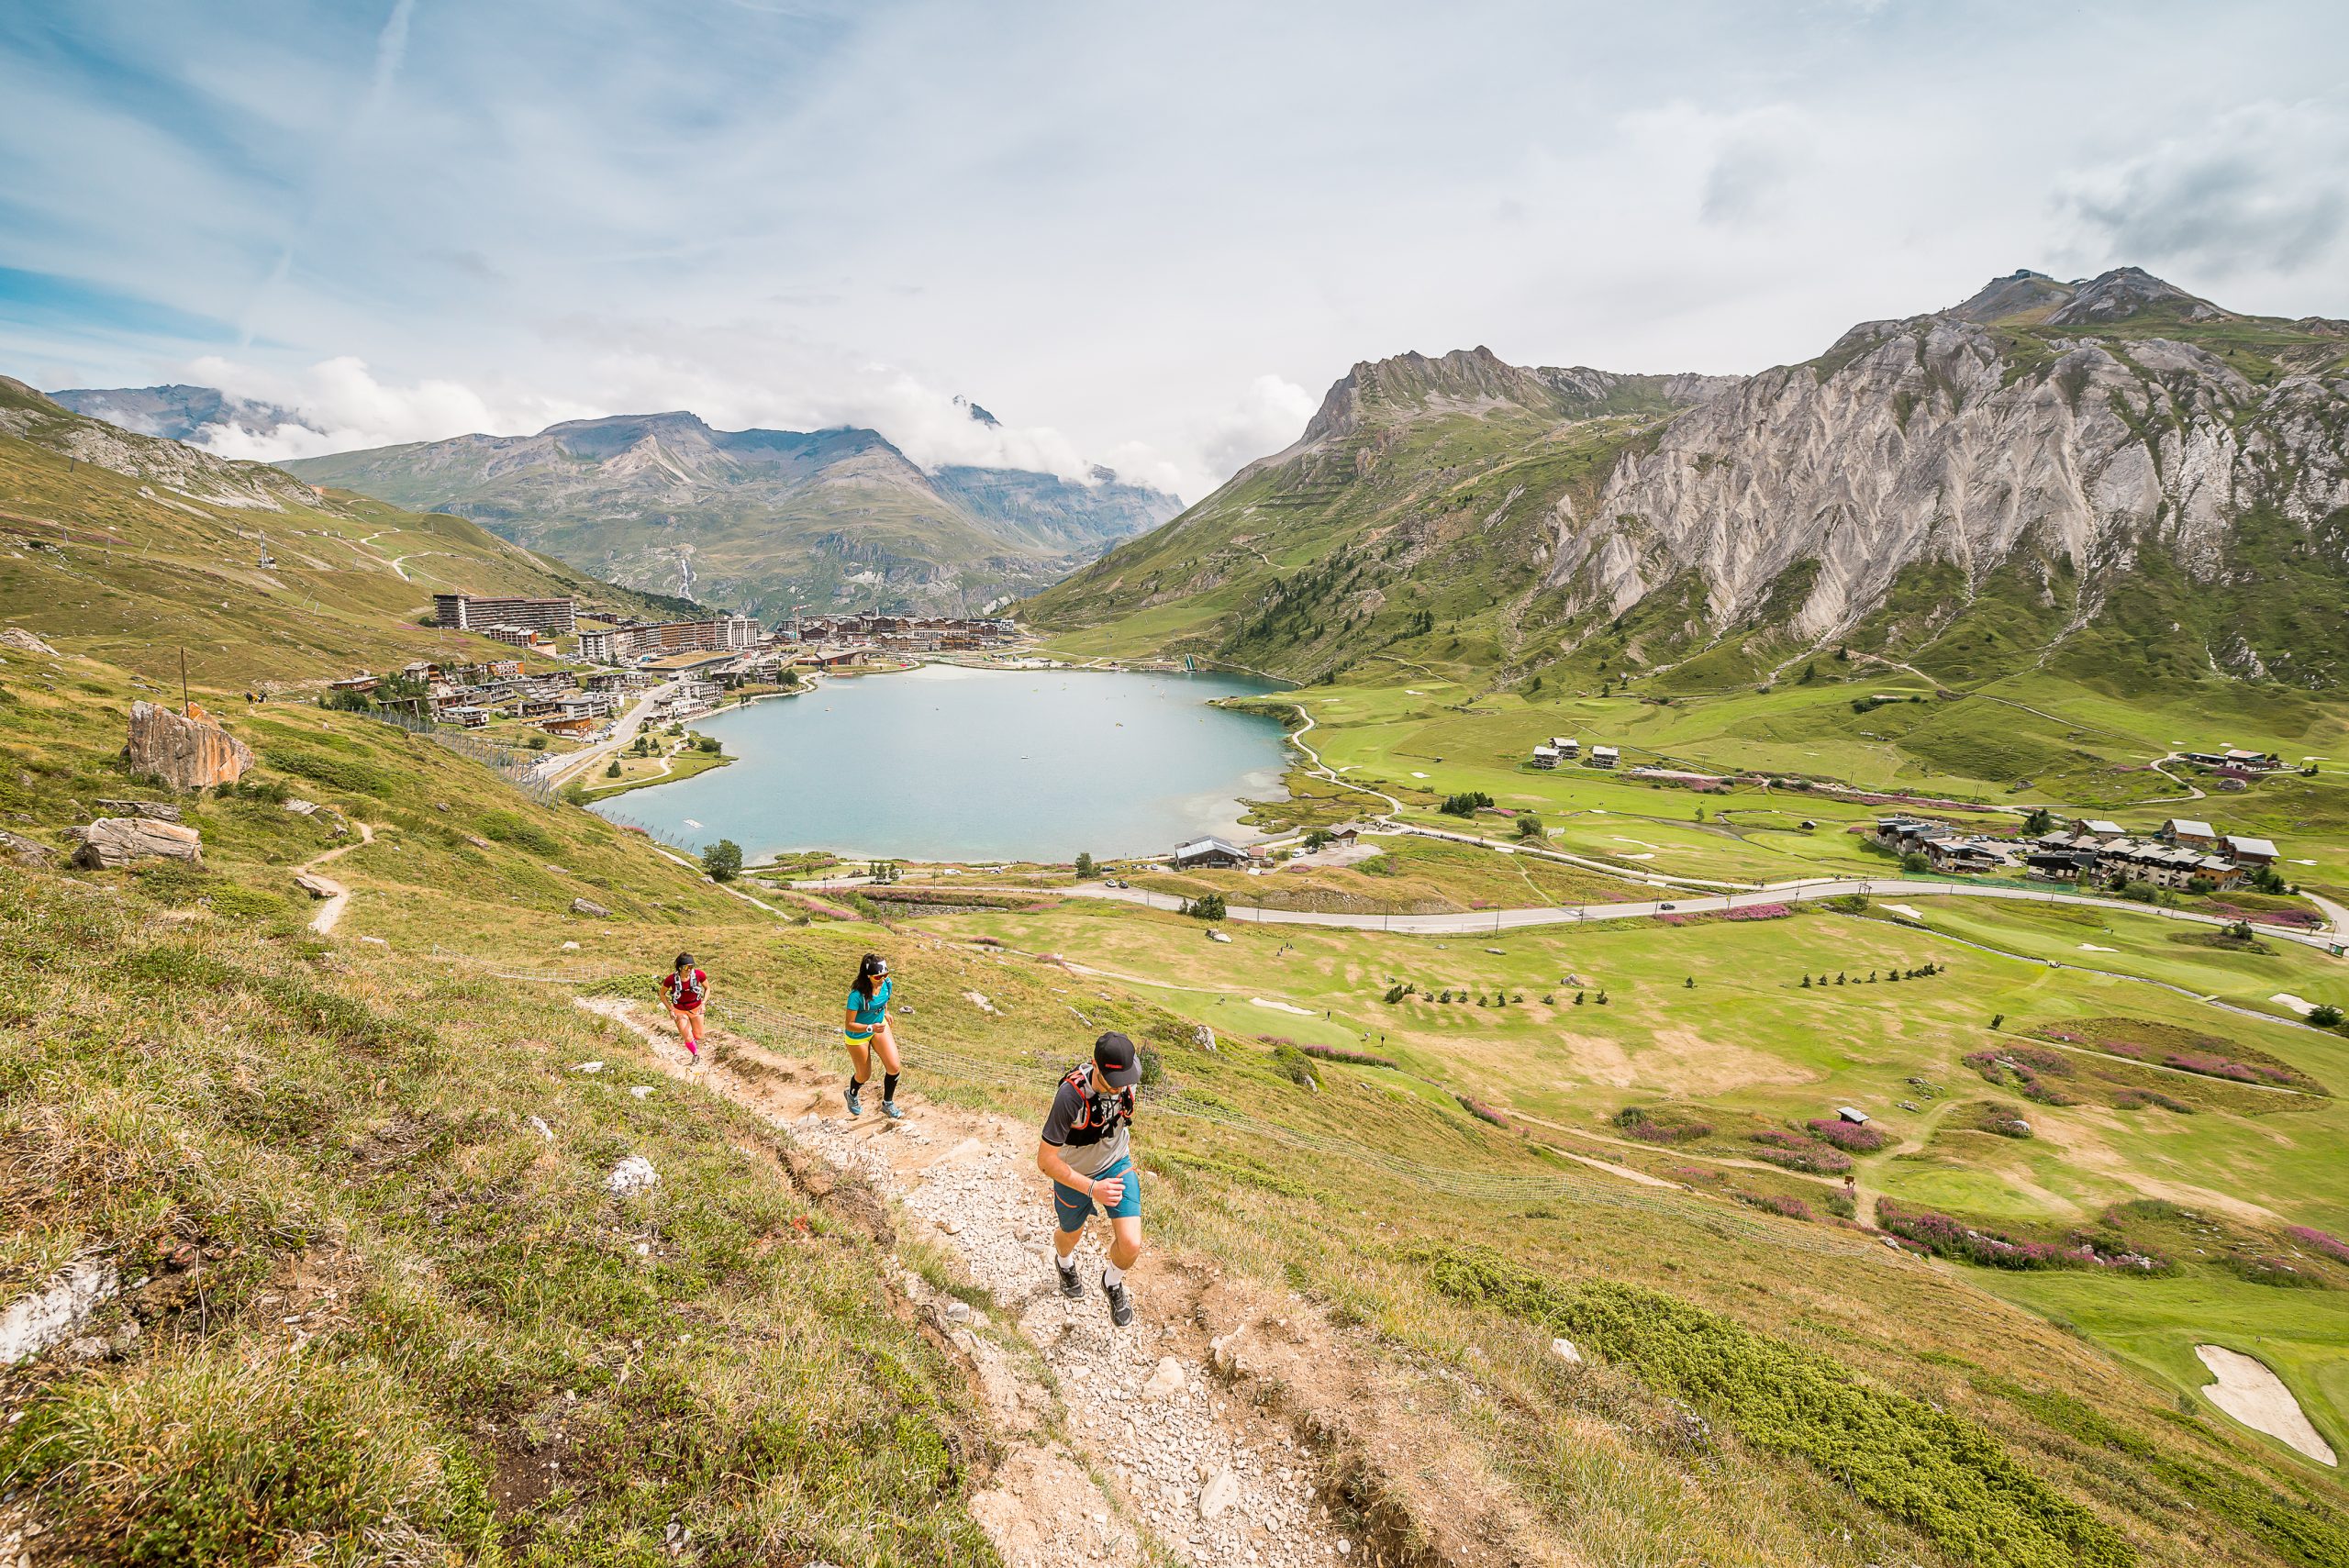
842,952,904,1118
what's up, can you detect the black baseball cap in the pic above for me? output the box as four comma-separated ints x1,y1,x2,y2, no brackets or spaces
1094,1031,1142,1088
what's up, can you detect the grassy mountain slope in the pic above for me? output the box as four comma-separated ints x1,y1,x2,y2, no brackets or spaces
3,643,2347,1565
0,376,689,686
286,413,1179,619
1026,350,1720,678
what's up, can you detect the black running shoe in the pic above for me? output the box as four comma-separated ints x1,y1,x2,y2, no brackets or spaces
1100,1271,1134,1327
1056,1259,1082,1299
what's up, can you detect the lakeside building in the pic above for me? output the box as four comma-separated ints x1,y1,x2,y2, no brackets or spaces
434,593,577,637
1172,837,1254,870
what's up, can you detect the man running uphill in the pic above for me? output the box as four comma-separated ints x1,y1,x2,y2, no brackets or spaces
1037,1031,1145,1327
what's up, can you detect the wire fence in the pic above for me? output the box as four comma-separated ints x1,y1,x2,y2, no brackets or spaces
591,805,702,853
431,949,1885,1262
358,707,560,806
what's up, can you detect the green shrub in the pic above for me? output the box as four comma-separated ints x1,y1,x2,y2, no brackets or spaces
1421,1247,2133,1568
703,839,744,883
475,809,559,858
267,747,398,800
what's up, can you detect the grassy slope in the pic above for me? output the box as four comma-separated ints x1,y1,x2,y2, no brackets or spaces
0,407,690,688
2,640,2344,1563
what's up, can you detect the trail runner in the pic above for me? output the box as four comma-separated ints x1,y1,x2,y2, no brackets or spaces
842,951,904,1118
1037,1031,1145,1326
659,951,708,1068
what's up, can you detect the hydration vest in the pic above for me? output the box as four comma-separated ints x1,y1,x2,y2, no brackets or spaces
1059,1063,1134,1148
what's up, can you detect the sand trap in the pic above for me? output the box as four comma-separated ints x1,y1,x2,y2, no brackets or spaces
1250,997,1317,1017
1410,772,1429,779
2080,943,2118,952
1882,904,1926,922
2272,994,2318,1017
2197,1345,2337,1465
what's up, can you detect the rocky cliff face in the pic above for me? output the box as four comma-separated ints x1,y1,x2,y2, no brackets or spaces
1544,270,2349,681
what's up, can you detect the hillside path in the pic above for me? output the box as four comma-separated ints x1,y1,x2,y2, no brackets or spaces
575,996,1553,1568
294,821,376,935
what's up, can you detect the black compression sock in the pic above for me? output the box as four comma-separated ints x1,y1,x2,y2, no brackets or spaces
883,1073,899,1102
849,1073,865,1089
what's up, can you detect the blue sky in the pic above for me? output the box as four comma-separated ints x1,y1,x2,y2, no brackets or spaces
4,0,2345,495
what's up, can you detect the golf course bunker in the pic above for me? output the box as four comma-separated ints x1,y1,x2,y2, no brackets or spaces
2196,1345,2337,1465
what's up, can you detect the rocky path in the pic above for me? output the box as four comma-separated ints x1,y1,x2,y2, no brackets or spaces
575,997,1547,1568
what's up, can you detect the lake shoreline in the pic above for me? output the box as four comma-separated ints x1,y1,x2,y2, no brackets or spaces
587,662,1294,862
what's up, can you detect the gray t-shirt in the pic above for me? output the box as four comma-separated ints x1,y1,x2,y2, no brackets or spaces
1041,1075,1130,1178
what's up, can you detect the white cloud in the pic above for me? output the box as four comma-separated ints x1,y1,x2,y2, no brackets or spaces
2057,102,2349,278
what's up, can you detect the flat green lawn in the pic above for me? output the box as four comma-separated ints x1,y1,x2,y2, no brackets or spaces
1977,1267,2349,1472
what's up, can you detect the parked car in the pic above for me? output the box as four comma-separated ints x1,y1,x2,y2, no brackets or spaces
1658,902,1677,911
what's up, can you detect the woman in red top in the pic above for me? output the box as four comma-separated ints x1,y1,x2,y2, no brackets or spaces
659,951,708,1066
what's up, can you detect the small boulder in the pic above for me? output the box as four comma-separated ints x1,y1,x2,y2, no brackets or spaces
293,871,344,900
0,627,57,656
1142,1357,1186,1398
1550,1337,1582,1365
1197,1467,1239,1520
97,798,183,822
570,896,611,917
70,817,202,870
284,798,317,816
606,1155,659,1196
0,828,54,867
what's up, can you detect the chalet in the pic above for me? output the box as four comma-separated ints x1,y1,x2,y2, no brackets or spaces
2074,817,2125,839
2094,838,2208,890
328,673,379,695
1552,737,1580,759
538,715,595,739
2024,848,2099,880
1926,838,2018,875
1172,837,1252,870
1587,745,1620,770
1530,744,1562,769
1327,825,1364,847
442,706,490,728
2160,818,2217,849
2223,835,2280,868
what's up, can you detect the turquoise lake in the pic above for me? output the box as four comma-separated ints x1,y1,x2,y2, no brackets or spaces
594,665,1293,862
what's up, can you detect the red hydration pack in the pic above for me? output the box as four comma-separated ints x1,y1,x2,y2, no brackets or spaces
1059,1063,1133,1145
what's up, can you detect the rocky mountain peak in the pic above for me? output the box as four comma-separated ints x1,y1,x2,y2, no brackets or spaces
1944,269,2076,325
2046,266,2229,327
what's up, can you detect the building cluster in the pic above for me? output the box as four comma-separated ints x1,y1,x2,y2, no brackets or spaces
2025,817,2278,889
335,658,662,740
1871,812,2282,888
579,616,763,664
1529,737,1619,770
786,613,1019,654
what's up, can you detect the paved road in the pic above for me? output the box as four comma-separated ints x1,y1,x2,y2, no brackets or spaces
540,680,677,784
831,872,2347,954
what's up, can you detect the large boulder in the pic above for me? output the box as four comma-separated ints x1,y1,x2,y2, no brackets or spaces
126,700,251,792
70,817,203,870
0,829,53,867
0,628,58,657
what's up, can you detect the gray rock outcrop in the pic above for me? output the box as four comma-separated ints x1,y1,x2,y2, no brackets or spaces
126,700,251,791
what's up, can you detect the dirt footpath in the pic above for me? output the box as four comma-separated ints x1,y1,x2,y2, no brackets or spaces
577,997,1561,1568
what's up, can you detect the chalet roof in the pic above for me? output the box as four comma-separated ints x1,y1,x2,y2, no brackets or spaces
2165,818,2214,838
2225,835,2279,858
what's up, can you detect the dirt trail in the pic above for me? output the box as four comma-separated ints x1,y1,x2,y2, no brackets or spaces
576,996,1558,1568
294,821,376,935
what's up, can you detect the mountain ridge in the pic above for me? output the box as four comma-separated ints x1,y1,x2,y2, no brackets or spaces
1023,267,2349,696
279,410,1182,617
